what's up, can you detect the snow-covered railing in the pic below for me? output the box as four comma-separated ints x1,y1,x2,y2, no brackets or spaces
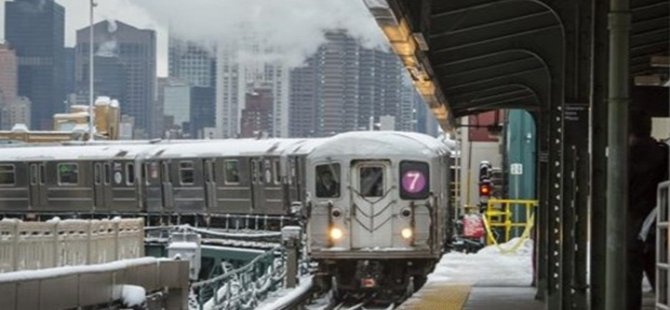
0,257,190,309
0,218,144,272
656,181,670,310
191,246,284,310
191,242,311,310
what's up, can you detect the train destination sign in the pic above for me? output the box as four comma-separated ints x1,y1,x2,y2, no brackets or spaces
402,170,426,193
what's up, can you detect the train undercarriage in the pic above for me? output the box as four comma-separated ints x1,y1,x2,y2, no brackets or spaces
314,258,436,304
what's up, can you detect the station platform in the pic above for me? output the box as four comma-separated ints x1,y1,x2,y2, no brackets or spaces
399,283,541,310
399,283,655,310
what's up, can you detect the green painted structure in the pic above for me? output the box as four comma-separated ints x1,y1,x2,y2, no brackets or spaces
504,110,536,236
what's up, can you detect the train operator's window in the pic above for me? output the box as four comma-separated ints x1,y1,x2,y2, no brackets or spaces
0,164,15,185
126,163,135,185
316,164,340,198
58,163,79,185
224,160,240,184
360,166,384,197
179,161,194,185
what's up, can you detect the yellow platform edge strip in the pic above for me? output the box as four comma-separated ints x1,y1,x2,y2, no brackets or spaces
399,283,472,310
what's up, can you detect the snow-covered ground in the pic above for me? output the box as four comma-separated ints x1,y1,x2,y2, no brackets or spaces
428,238,534,286
255,275,313,310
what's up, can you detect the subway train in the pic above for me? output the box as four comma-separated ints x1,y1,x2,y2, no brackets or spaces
0,131,455,296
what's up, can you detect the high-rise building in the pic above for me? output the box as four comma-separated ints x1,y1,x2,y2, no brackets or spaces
288,31,410,137
77,56,127,106
415,92,438,136
215,39,290,138
315,31,360,136
1,96,31,130
190,86,215,138
240,87,273,138
161,78,191,133
0,44,18,104
64,47,76,95
5,0,66,130
169,36,216,88
76,20,156,138
289,55,319,137
398,74,417,132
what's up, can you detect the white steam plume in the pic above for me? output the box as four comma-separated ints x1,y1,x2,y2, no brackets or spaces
128,0,389,67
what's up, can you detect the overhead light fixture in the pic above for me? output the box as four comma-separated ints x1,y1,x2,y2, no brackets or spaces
413,33,429,51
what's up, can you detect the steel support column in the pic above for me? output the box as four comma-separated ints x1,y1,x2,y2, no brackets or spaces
590,0,610,308
605,0,631,308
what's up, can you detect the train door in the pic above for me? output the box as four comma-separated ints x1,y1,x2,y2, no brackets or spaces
92,162,110,210
350,160,394,249
250,158,264,212
143,161,163,213
28,162,47,209
263,158,283,215
161,161,175,211
203,159,217,210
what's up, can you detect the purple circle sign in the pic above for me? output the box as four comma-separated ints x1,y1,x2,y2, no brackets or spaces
402,170,426,193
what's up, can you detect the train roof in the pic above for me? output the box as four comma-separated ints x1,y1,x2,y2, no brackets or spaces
146,138,328,159
0,143,162,161
0,132,450,162
307,131,450,160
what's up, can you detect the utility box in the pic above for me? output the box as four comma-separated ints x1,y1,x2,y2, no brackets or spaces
167,231,201,281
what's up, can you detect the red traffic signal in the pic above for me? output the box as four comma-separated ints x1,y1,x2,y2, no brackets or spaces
479,183,492,196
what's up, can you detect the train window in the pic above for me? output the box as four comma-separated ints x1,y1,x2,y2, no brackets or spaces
224,160,240,185
0,164,15,185
399,161,430,200
94,164,101,185
273,160,281,185
40,164,45,184
104,163,111,184
315,164,340,198
58,163,79,185
126,163,135,185
360,166,384,197
179,161,194,185
30,164,38,185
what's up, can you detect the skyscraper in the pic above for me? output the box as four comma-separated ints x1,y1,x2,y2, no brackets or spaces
0,44,18,104
5,0,65,130
215,39,290,138
64,47,76,96
168,36,216,88
315,31,360,136
288,31,411,137
289,55,319,137
240,87,273,138
76,20,156,138
190,86,215,138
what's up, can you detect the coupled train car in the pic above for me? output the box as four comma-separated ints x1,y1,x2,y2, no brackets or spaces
0,131,455,296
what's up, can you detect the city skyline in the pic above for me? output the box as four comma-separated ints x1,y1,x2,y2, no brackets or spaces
1,0,439,138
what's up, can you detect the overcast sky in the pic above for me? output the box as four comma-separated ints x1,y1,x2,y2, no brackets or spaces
0,0,388,76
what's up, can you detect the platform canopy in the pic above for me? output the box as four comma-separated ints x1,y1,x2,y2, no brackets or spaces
364,0,669,130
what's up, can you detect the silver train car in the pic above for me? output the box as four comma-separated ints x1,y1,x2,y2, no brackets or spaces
304,131,452,298
0,131,454,295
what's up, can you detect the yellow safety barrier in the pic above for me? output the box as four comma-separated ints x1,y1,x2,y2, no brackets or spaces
482,199,537,254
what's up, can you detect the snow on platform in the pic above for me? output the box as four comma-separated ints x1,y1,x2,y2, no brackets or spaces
428,238,533,287
400,238,536,309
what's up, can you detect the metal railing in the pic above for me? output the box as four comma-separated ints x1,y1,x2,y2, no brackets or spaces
0,218,144,272
191,245,285,310
657,181,670,309
482,199,537,250
190,226,309,310
0,257,189,310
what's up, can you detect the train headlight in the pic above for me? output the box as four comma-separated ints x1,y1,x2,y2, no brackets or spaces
401,228,413,240
330,227,344,240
